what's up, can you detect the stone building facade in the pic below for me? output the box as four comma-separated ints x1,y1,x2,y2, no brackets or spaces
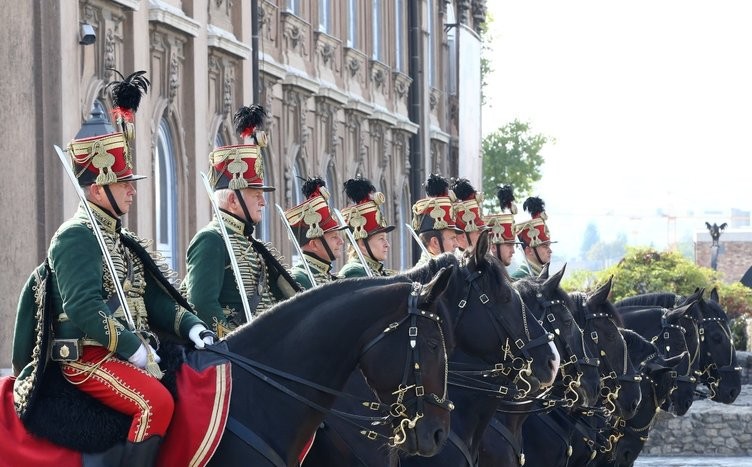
0,0,487,368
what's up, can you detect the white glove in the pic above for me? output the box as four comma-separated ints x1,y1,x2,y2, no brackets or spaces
128,343,161,369
189,324,215,349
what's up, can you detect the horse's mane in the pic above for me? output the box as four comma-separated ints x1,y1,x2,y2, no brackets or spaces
614,292,678,309
401,252,460,284
515,276,574,317
570,290,624,328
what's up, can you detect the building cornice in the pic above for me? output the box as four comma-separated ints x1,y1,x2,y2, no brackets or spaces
148,0,201,37
207,24,251,59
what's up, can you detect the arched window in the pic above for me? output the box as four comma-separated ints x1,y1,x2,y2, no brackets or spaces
291,153,306,205
399,186,411,270
154,119,178,268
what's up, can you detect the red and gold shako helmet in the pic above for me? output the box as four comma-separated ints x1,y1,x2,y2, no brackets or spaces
451,178,486,233
340,177,395,240
284,177,347,240
515,196,555,248
209,105,274,192
68,71,149,186
411,174,461,234
484,184,519,245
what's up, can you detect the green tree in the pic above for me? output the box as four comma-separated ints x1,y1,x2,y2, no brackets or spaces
482,119,551,201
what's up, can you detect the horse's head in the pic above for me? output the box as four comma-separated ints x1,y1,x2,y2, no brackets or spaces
696,287,741,403
455,231,560,396
577,278,642,419
516,265,599,407
652,302,694,415
358,268,455,457
666,289,704,415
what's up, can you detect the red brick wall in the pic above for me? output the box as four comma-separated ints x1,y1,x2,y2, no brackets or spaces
695,231,752,283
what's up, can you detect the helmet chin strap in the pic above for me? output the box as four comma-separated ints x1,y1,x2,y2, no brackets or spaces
363,237,378,262
437,233,446,254
532,245,545,266
320,235,336,263
494,244,502,261
464,232,473,248
102,185,124,217
234,189,254,224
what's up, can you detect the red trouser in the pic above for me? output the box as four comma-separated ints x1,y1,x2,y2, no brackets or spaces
61,345,174,442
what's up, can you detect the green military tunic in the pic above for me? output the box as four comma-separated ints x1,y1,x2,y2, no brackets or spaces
13,203,204,413
338,255,392,278
510,261,543,281
414,250,436,269
289,252,337,291
183,210,290,337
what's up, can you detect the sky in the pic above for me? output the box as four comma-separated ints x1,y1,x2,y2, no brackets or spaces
481,1,752,261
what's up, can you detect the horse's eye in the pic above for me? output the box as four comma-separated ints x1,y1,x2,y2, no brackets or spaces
563,319,573,327
426,339,440,351
712,334,723,344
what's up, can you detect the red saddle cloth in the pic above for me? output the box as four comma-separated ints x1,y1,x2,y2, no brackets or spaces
0,375,81,467
0,360,232,467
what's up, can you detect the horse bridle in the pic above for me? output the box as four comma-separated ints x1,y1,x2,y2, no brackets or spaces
696,313,741,397
455,267,554,399
359,281,454,445
532,293,600,406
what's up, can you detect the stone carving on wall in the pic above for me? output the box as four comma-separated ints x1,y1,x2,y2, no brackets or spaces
315,97,340,156
392,129,411,174
345,48,367,84
370,60,390,96
429,87,442,111
80,1,125,102
209,0,234,31
259,1,277,44
370,121,387,168
150,28,186,113
281,12,309,57
392,72,412,103
345,109,368,174
314,32,341,73
458,0,471,24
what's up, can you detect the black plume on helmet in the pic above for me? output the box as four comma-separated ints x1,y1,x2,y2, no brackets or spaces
233,104,267,136
523,196,545,217
424,174,449,197
108,70,150,114
497,185,515,210
301,176,327,198
344,177,375,203
451,178,476,201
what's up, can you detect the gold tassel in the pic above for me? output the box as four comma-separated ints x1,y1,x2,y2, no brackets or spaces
145,352,164,380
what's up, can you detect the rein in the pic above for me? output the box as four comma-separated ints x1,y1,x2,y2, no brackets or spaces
206,281,453,465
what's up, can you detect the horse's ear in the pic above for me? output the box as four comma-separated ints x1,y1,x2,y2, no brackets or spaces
474,229,490,265
537,262,550,280
541,263,566,294
418,266,453,308
666,301,694,323
682,288,704,306
588,275,613,307
710,287,720,303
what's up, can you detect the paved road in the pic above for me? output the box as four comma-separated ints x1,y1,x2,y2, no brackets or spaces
635,457,752,466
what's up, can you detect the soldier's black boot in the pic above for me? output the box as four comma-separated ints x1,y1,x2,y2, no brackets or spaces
120,435,162,467
82,442,125,467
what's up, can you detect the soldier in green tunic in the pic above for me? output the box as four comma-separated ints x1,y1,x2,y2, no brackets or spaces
11,71,213,466
338,176,395,278
411,174,462,267
510,196,555,280
483,184,520,268
283,177,347,290
182,105,299,338
450,178,488,252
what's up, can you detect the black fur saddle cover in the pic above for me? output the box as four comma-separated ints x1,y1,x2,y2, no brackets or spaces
23,342,185,453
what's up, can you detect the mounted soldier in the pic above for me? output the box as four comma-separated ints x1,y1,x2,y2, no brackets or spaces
483,184,520,268
283,177,347,290
450,177,487,252
510,196,555,280
338,176,395,278
182,104,299,337
410,174,461,267
11,71,213,466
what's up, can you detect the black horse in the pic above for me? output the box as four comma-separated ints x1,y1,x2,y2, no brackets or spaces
305,231,560,467
615,288,741,404
476,265,603,467
615,296,700,416
489,278,642,467
611,331,684,467
3,268,459,467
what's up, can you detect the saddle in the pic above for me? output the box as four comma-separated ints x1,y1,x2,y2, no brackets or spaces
22,341,185,452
